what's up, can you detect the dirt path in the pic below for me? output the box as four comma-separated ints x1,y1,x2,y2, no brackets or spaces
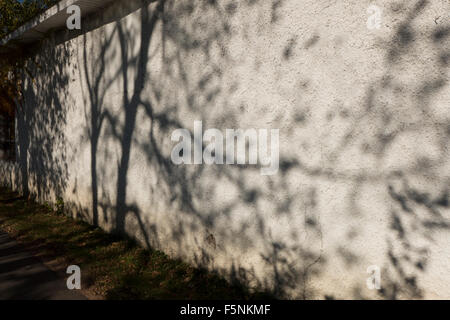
0,230,86,300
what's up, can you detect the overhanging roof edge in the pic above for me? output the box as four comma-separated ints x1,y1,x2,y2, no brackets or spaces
0,0,116,51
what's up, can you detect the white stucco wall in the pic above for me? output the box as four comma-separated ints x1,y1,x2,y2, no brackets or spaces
1,0,449,299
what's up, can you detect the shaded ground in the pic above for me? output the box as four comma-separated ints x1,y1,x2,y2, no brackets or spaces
0,187,273,300
0,230,86,300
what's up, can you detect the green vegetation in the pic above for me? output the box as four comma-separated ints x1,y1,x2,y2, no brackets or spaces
0,0,59,116
0,188,272,300
0,0,57,38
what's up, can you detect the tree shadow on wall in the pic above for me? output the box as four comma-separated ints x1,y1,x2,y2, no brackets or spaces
14,38,73,206
81,0,449,299
16,0,448,299
285,0,449,299
76,0,317,298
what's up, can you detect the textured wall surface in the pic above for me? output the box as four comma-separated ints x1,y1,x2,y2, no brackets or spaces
0,0,449,299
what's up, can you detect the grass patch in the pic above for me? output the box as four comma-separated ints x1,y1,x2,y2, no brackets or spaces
0,188,272,300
